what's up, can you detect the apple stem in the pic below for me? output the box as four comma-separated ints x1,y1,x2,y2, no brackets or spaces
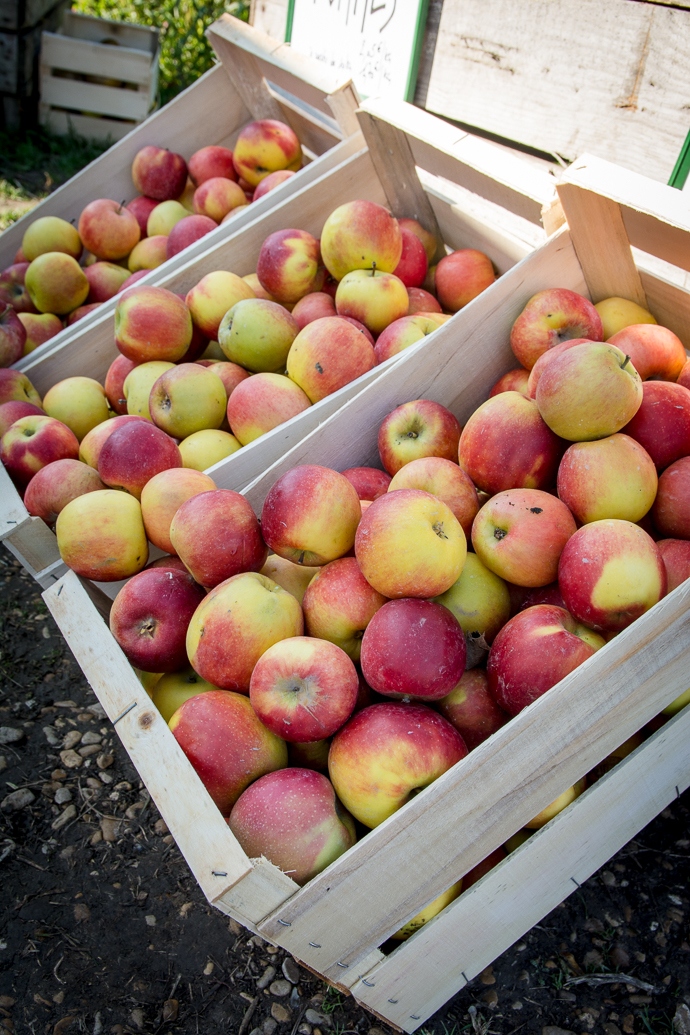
118,200,126,214
371,261,377,277
621,354,632,370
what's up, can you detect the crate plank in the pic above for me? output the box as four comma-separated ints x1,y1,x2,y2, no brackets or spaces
352,704,690,1032
639,269,690,350
40,72,151,121
41,31,154,84
2,515,60,571
38,107,138,142
60,9,158,53
0,461,31,538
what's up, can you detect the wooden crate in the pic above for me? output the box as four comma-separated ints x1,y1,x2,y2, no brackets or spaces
39,154,690,1032
1,95,559,590
0,0,67,129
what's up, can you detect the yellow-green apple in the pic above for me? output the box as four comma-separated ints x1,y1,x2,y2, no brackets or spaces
437,669,509,750
657,539,690,592
226,372,311,445
169,689,287,814
229,767,355,884
355,488,466,598
78,413,146,468
407,286,441,315
56,488,148,580
185,270,255,340
166,214,217,259
458,392,565,494
335,268,409,335
127,235,168,272
652,457,690,538
622,381,690,472
261,553,319,605
291,291,337,329
361,598,466,700
42,376,110,442
374,312,448,364
98,420,182,499
392,227,428,288
218,298,299,372
188,145,237,185
178,428,241,470
0,369,41,406
109,567,206,671
105,354,140,416
1,414,79,486
525,777,587,828
489,367,530,397
288,738,330,770
510,288,604,370
320,200,402,281
78,199,140,261
328,701,467,828
83,261,130,304
398,217,436,263
146,199,187,237
473,488,576,587
388,456,479,537
256,229,320,305
0,303,27,364
150,667,217,723
242,271,279,302
115,285,192,362
487,604,604,715
662,687,690,716
126,195,159,236
25,253,88,315
558,519,667,632
434,249,495,312
378,398,462,476
557,433,657,524
433,552,511,644
341,466,391,500
286,316,376,403
170,488,267,587
139,466,216,553
232,119,302,187
23,457,106,525
186,571,303,692
252,169,295,200
302,556,388,661
595,296,656,338
22,216,82,261
149,363,226,438
391,880,463,941
132,145,187,201
249,636,359,741
536,342,643,441
0,399,44,436
0,263,39,314
607,324,686,382
261,465,361,566
525,338,591,398
124,360,175,420
193,177,246,222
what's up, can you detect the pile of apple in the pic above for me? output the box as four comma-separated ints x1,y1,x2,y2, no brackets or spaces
0,118,304,365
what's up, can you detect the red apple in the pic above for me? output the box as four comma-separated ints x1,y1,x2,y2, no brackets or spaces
335,268,409,336
98,419,182,499
139,466,217,554
320,200,403,280
657,539,690,592
226,372,311,446
557,433,658,524
115,285,193,363
393,227,428,287
436,669,509,750
56,489,148,581
341,466,391,500
23,457,106,525
105,354,138,414
0,369,41,407
188,145,238,186
0,400,44,437
510,288,604,370
374,313,447,364
286,316,376,403
193,177,247,222
257,228,320,305
126,195,159,237
169,488,268,587
132,146,188,201
232,119,302,187
435,249,495,312
407,286,441,315
398,217,437,263
302,556,389,661
489,368,530,397
652,457,690,539
291,291,337,330
78,199,140,261
622,380,690,472
17,312,63,355
1,414,79,486
0,302,27,365
0,263,38,314
387,456,479,537
252,169,295,200
607,324,687,382
378,398,462,476
526,338,592,398
166,214,217,259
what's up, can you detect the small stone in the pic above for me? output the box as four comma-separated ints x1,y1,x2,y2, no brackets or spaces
481,990,498,1008
282,957,300,984
130,1008,145,1030
674,1003,690,1035
145,915,156,926
0,727,23,745
610,946,630,968
162,834,173,844
59,749,81,769
622,1015,635,1034
0,998,15,1008
266,944,278,954
270,980,292,997
629,995,652,1005
54,787,72,805
583,918,605,932
51,804,77,830
153,818,169,835
257,966,276,990
86,778,101,790
583,949,603,967
98,771,113,784
81,731,102,746
480,965,496,985
97,753,114,770
162,1001,178,1023
298,1026,312,1035
271,1003,291,1024
601,870,616,887
512,1001,523,1010
63,730,81,750
53,700,77,708
90,830,102,845
114,781,132,792
51,769,67,781
305,1010,330,1027
558,992,577,1002
542,1028,577,1035
59,845,75,862
52,991,64,1004
88,703,106,718
603,1026,622,1035
100,817,122,842
1,788,35,810
203,961,214,976
74,903,90,922
43,727,60,746
79,745,101,758
262,1020,278,1035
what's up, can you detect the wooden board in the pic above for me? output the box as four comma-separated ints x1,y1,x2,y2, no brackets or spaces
0,0,66,31
426,0,690,184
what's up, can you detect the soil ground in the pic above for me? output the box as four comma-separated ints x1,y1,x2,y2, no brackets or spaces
1,552,689,1035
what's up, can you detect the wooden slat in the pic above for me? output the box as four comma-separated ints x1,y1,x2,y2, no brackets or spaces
39,107,138,143
41,31,154,84
352,704,690,1032
39,72,151,121
61,9,158,52
207,23,288,123
4,515,59,572
0,462,31,540
639,269,690,352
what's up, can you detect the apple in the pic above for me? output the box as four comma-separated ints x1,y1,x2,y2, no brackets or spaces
355,488,466,598
291,291,337,329
0,302,27,365
388,456,479,537
435,249,495,312
149,363,226,438
232,119,302,187
398,217,437,263
341,466,391,500
525,338,591,398
98,419,182,499
288,739,330,770
109,567,206,671
510,288,604,370
78,414,146,468
132,146,187,200
42,376,109,442
374,312,447,364
127,236,168,272
124,361,175,421
328,701,467,828
186,571,304,692
462,847,507,890
126,195,159,236
23,457,106,525
193,177,247,222
261,554,320,605
361,598,466,701
145,199,186,237
302,556,388,661
261,464,361,566
557,432,658,524
436,669,509,750
139,466,216,553
226,372,311,445
559,519,667,632
104,353,138,411
595,296,656,338
433,551,512,645
252,169,295,200
536,341,643,441
120,270,149,292
217,297,299,372
56,488,148,580
286,316,376,404
166,214,217,258
657,539,690,592
0,263,39,314
242,271,279,303
407,287,441,315
229,767,355,884
78,199,140,261
185,270,255,341
391,880,464,941
188,145,237,185
0,399,44,437
606,324,686,382
622,380,690,472
524,777,587,828
169,689,288,814
320,200,402,281
178,427,241,470
487,604,604,715
489,368,530,397
205,360,250,399
0,369,42,407
678,360,690,391
150,667,217,723
378,398,462,476
335,268,409,336
83,261,130,304
256,229,320,305
24,253,88,316
1,414,79,486
392,227,428,288
115,285,193,363
169,488,267,587
652,457,690,539
22,216,82,261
